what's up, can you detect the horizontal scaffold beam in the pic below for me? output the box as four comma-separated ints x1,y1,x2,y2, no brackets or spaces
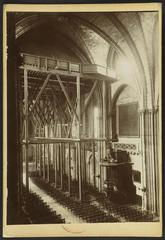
21,75,90,87
22,137,109,144
19,67,117,83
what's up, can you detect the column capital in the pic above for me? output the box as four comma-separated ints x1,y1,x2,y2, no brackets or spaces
138,107,159,114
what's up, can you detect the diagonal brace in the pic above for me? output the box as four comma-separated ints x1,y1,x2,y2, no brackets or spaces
29,73,51,114
82,80,98,116
56,73,79,121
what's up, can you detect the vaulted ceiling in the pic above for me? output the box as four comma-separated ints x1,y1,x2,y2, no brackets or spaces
15,11,159,108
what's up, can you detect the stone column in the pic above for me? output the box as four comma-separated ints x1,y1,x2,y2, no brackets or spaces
139,110,147,210
107,83,112,139
102,81,107,148
139,108,159,214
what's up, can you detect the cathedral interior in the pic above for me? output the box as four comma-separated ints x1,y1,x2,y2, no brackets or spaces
6,10,161,224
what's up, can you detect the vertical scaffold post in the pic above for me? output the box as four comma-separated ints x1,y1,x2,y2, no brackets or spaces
77,74,82,201
92,141,96,187
102,80,107,191
68,142,71,195
59,123,63,189
35,143,37,172
54,143,57,188
63,143,66,176
24,68,29,193
39,126,42,176
60,142,63,189
83,143,86,186
102,80,107,157
43,126,46,180
47,125,50,182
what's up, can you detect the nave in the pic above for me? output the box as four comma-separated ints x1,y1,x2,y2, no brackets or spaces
19,163,157,224
6,10,161,226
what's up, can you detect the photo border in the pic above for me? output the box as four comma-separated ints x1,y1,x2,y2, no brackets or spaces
2,1,163,238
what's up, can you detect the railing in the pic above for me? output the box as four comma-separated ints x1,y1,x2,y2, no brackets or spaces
82,64,117,79
21,53,81,73
21,53,117,79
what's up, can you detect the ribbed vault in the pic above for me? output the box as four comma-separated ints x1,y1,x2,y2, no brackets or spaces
15,11,158,109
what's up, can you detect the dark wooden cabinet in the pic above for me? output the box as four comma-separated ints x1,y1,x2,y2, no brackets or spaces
101,161,136,203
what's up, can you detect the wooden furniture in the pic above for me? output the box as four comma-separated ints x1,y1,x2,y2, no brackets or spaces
100,161,136,203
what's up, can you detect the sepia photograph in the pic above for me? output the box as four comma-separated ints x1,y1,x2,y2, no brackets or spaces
3,3,162,237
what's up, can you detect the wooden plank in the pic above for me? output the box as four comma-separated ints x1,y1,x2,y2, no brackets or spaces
56,73,79,121
36,101,49,125
30,73,51,114
33,105,44,126
100,165,103,192
82,80,98,116
20,65,117,82
76,74,82,201
23,137,110,145
43,142,46,180
47,126,51,182
50,86,67,121
67,100,77,137
29,114,36,129
60,143,63,189
24,68,29,193
63,143,66,176
31,111,41,127
102,80,107,157
46,95,57,125
77,142,82,201
39,127,42,176
42,99,50,124
92,141,96,187
83,143,86,185
45,95,56,123
77,74,81,132
68,142,71,195
54,143,57,188
21,75,90,87
28,81,40,106
35,144,37,172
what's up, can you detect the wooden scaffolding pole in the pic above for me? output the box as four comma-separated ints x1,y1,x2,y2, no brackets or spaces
43,126,46,180
60,124,63,189
77,74,82,201
35,142,37,172
56,73,79,121
39,126,42,176
54,143,57,188
83,143,86,185
101,80,107,191
82,80,98,116
30,73,51,114
34,126,37,173
102,80,107,157
47,125,50,182
68,142,71,195
24,68,29,192
60,143,63,189
92,141,96,187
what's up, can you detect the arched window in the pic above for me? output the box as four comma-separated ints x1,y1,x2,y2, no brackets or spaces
112,85,139,138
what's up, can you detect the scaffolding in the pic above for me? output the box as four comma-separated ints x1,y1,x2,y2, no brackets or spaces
20,53,117,201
